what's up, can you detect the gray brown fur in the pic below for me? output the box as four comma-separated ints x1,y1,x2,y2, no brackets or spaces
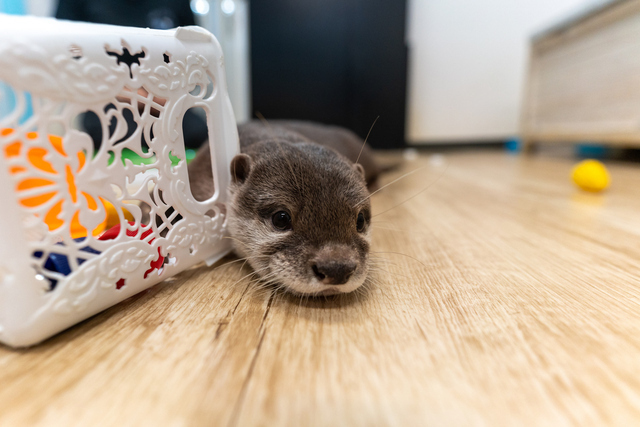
188,121,376,295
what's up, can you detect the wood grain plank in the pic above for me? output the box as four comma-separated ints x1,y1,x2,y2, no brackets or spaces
2,151,640,426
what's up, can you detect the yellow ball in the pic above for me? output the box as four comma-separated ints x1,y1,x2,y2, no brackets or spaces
571,159,610,192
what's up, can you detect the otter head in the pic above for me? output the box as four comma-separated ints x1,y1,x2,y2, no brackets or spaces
227,141,371,296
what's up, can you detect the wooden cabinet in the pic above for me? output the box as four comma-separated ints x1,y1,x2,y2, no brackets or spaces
523,0,640,149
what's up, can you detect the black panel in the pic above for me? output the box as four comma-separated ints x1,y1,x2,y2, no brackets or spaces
250,0,408,149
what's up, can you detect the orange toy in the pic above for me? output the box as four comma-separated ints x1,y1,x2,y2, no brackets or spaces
2,128,132,238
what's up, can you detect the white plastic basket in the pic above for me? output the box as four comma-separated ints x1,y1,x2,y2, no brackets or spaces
0,14,239,347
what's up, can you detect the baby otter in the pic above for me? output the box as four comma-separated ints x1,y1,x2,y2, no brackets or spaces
188,121,380,296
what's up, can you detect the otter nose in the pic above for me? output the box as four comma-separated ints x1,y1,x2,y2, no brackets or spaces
311,260,357,285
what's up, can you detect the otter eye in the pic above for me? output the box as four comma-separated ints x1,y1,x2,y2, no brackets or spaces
356,212,366,232
272,211,292,231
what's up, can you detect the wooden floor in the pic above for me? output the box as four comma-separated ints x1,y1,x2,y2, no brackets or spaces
2,150,640,426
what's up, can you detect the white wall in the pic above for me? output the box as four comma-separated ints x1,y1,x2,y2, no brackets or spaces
406,0,591,143
25,0,54,16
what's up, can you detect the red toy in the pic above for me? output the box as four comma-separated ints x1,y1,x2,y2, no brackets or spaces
99,222,165,288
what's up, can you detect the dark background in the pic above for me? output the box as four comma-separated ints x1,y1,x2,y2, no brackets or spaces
250,0,408,150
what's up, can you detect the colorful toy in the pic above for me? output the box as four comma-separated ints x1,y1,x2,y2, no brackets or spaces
571,159,611,192
34,222,165,291
99,222,165,287
3,128,134,239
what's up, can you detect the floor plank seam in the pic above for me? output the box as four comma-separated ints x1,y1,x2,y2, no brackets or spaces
227,291,274,427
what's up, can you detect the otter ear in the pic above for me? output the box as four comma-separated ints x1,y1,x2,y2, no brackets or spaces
353,163,366,180
230,154,252,184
